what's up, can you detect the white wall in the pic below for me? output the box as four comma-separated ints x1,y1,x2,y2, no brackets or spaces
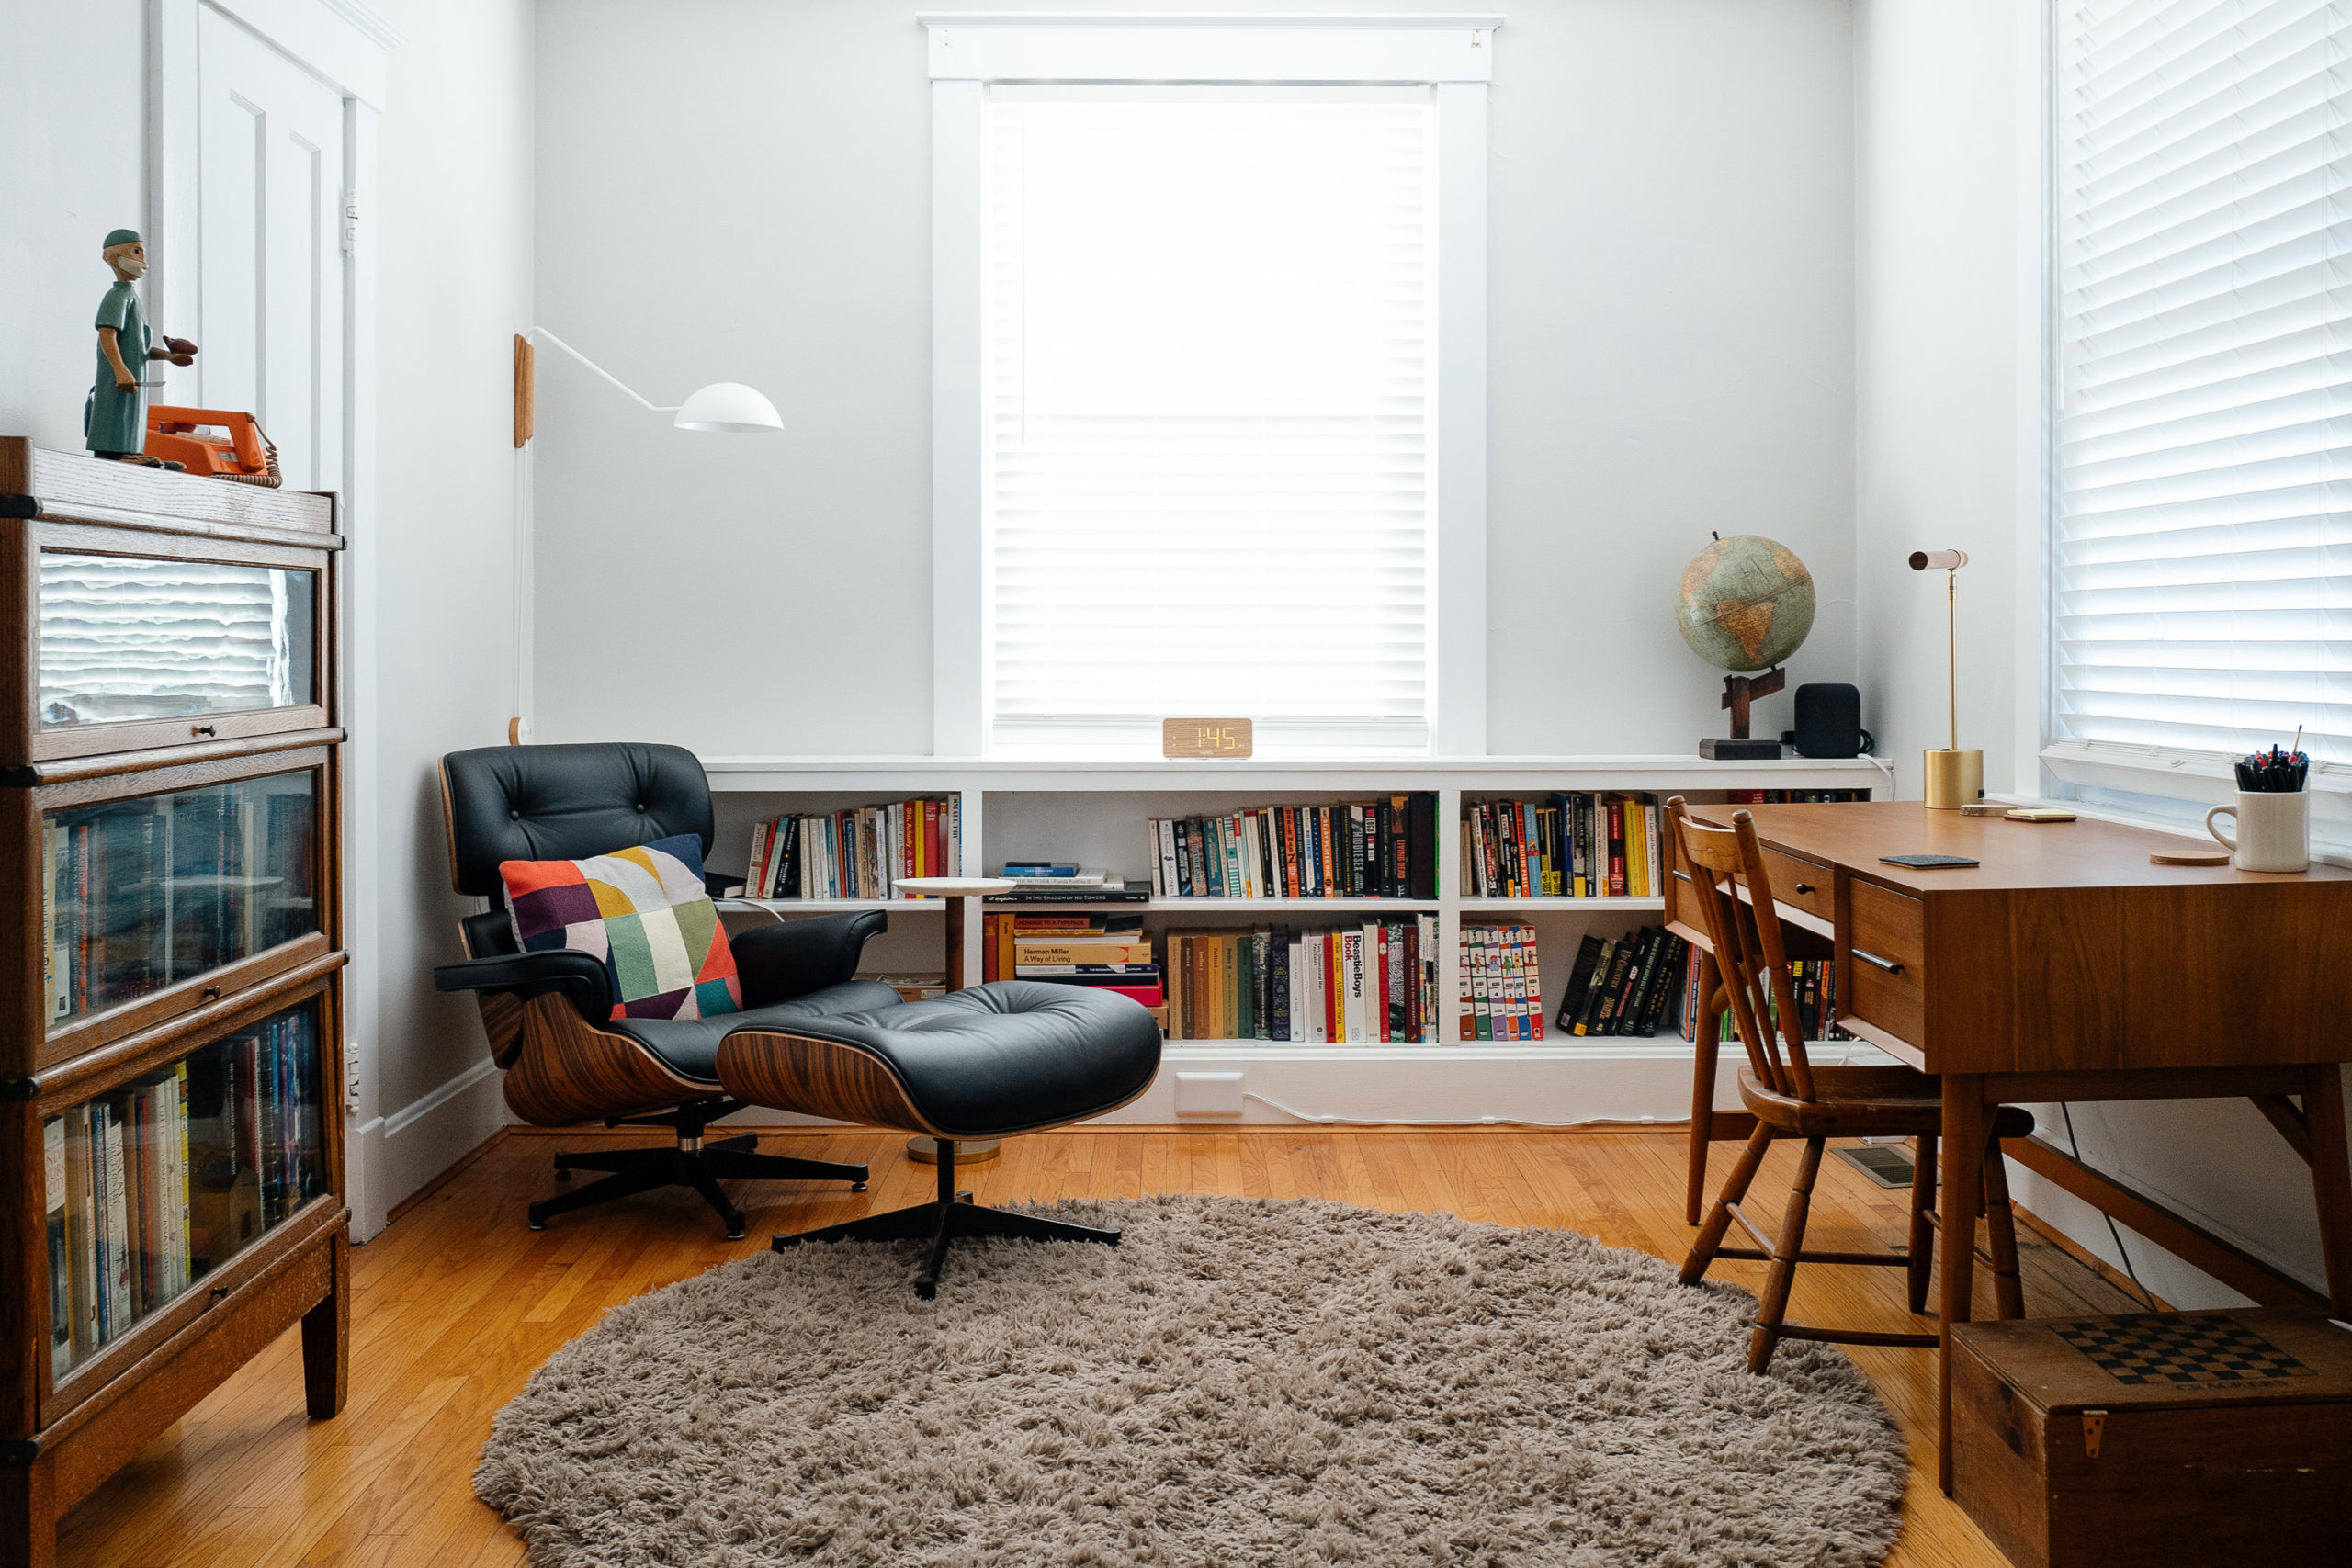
0,1,152,453
359,0,536,1225
532,0,1860,758
1854,0,2347,1309
0,0,531,1233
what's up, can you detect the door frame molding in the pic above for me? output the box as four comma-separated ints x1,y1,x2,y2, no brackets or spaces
149,0,401,1237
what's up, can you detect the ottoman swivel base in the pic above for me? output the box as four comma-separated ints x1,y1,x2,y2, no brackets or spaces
773,1137,1119,1298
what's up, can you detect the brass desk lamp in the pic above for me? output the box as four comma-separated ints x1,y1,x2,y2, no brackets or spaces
1910,549,1982,809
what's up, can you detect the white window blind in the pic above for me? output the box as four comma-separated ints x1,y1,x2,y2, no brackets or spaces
984,89,1438,757
2053,1,2352,765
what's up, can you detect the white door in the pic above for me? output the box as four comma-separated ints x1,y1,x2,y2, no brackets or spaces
195,7,345,493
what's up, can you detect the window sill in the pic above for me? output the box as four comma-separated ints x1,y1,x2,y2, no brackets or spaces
2021,739,2352,868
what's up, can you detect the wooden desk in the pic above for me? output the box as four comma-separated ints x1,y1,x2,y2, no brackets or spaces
1664,800,2352,1492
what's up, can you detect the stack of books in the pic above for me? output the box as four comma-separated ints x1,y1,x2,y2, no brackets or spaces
1555,929,1689,1038
1682,955,1849,1043
982,912,1162,1007
1146,795,1439,899
1461,794,1668,899
1457,923,1544,1040
1164,917,1438,1043
742,797,959,901
984,862,1149,905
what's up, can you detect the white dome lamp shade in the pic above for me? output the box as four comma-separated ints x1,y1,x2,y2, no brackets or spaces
673,381,783,434
513,328,783,443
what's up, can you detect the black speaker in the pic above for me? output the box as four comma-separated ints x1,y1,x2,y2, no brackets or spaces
1783,683,1871,759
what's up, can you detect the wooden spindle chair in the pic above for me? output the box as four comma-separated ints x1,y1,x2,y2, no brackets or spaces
1667,796,2033,1373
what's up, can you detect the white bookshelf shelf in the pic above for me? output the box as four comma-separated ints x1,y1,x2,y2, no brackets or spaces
699,753,1886,1123
717,897,945,915
1458,896,1666,912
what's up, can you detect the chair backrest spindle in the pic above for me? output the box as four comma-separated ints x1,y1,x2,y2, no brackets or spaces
1664,796,1816,1102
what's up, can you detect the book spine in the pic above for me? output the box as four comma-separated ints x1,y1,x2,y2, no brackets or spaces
1271,935,1291,1042
45,1116,69,1374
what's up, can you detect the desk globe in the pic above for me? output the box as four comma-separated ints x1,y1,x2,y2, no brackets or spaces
1676,533,1815,757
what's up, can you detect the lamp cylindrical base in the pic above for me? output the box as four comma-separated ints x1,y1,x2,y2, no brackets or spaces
1923,748,1984,811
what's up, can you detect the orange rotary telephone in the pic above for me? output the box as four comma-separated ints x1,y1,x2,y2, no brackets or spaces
143,406,283,487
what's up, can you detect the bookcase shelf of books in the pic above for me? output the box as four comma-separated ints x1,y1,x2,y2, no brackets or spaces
698,755,1889,1125
0,442,347,1568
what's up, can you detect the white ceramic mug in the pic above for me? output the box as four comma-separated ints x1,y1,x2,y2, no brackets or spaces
2206,791,2310,874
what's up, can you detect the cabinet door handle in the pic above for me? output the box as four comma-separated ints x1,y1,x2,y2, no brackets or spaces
1850,946,1905,975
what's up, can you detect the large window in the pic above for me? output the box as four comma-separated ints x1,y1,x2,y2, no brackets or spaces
985,89,1435,757
927,17,1495,758
2052,0,2352,767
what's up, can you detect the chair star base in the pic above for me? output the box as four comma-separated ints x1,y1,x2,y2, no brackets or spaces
531,1129,868,1240
771,1138,1119,1298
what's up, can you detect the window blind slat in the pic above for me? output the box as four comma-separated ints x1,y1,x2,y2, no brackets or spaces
984,94,1436,757
2057,0,2352,764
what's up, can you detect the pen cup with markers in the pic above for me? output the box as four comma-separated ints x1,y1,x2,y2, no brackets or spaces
2208,739,2312,873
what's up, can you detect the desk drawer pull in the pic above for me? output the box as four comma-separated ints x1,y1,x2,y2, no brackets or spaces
1851,946,1905,975
1793,882,1816,896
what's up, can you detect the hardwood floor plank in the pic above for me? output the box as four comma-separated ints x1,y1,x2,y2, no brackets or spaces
51,1128,2157,1568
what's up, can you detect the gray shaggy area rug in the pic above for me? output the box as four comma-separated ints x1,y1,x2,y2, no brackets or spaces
476,1194,1908,1567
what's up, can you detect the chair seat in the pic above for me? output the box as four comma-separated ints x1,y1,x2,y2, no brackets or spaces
717,979,1162,1140
606,979,905,1084
1738,1065,2037,1140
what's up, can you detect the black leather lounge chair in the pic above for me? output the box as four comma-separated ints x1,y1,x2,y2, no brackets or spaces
431,741,884,1238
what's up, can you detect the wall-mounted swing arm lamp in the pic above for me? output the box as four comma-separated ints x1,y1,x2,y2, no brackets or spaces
511,326,783,446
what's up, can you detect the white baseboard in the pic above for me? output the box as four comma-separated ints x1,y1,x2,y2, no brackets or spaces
347,1057,506,1240
708,1042,1893,1133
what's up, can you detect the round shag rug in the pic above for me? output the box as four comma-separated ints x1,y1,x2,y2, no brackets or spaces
476,1195,1908,1567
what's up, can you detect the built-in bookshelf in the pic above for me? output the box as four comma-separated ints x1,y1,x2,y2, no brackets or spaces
699,755,1893,1125
0,441,348,1568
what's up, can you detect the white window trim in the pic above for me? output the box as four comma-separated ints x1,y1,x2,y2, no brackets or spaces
925,12,1497,757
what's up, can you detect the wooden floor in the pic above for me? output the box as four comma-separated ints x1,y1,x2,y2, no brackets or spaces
55,1127,2141,1567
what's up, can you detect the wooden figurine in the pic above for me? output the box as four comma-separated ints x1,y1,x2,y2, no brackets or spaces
85,229,198,465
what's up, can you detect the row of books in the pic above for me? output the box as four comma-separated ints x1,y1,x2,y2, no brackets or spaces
1460,789,1873,900
1166,918,1441,1043
1144,795,1440,900
44,1007,322,1373
1459,923,1544,1040
1681,955,1852,1044
741,797,961,902
44,781,317,1025
1555,928,1691,1038
1461,795,1668,899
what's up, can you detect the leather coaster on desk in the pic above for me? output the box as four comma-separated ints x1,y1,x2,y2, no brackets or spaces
2149,848,2230,866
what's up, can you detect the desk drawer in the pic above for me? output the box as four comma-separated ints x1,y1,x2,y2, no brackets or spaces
1756,846,1831,922
1845,878,1924,1043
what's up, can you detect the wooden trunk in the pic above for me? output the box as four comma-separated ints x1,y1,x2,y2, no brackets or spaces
1951,1308,2352,1568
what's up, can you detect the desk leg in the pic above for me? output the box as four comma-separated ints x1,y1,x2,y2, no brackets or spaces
1686,950,1723,1225
2307,1063,2352,1313
1937,1074,1986,1496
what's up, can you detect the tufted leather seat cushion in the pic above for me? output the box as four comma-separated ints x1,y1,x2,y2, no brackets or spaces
608,980,905,1084
717,980,1162,1139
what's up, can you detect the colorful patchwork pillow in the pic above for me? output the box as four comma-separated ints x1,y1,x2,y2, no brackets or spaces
499,834,741,1020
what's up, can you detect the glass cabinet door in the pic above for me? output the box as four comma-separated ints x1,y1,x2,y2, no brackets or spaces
43,997,327,1376
43,770,320,1029
36,551,319,731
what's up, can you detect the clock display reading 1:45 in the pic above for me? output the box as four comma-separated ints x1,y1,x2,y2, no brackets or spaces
1161,718,1254,759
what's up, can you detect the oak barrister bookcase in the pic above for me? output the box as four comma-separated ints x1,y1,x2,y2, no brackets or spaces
0,441,348,1568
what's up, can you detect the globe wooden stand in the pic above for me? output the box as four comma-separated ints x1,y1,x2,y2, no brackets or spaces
1701,667,1785,759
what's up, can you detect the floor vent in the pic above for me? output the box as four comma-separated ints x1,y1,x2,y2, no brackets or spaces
1837,1144,1917,1189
